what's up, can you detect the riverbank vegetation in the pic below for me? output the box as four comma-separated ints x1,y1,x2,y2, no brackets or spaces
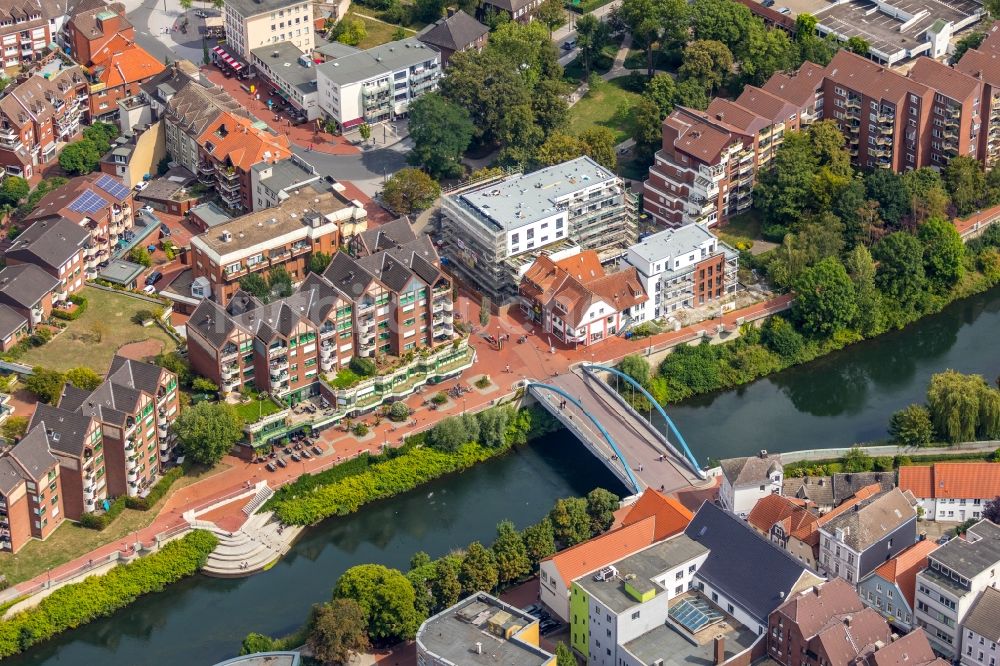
0,530,217,659
266,404,559,525
784,445,1000,478
242,488,619,655
888,370,1000,446
618,122,1000,408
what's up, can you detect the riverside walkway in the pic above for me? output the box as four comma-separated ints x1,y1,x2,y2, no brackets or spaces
527,365,707,496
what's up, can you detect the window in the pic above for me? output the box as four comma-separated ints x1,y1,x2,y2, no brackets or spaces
631,611,640,620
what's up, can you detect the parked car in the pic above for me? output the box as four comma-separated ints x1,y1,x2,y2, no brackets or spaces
762,0,775,6
561,39,577,50
160,223,171,236
311,445,323,456
134,181,149,192
276,457,287,468
265,462,277,472
142,284,157,295
140,205,154,214
145,271,163,286
778,6,791,13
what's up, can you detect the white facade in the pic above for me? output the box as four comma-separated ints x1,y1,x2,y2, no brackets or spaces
539,558,573,623
961,624,1000,666
921,497,991,524
224,0,313,60
719,469,783,519
316,39,440,129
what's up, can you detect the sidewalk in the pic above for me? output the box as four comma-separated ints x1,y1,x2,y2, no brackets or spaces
10,292,791,595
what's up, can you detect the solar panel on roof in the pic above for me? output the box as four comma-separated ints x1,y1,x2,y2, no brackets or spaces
94,174,129,200
67,189,107,214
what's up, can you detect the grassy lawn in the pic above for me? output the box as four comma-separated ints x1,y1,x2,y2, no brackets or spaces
344,9,416,49
21,287,176,374
716,211,764,249
233,396,284,424
568,76,644,145
0,465,220,585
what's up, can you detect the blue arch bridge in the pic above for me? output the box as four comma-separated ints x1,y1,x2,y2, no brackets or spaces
526,365,709,497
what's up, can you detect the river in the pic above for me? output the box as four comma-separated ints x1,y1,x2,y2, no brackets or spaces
12,286,1000,666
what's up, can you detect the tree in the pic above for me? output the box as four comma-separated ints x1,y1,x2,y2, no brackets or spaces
918,217,965,291
333,564,422,642
382,168,440,215
83,122,119,153
427,415,470,451
903,167,950,224
358,123,372,145
585,488,619,534
943,155,987,216
536,0,566,36
864,169,909,229
65,366,102,391
743,23,797,85
479,295,491,326
762,316,804,359
631,98,664,154
619,0,663,76
156,351,192,387
308,599,370,664
536,132,585,166
128,246,152,268
792,257,858,337
332,17,367,46
415,0,445,22
578,127,617,171
267,266,293,299
795,14,837,66
872,232,927,310
58,140,102,175
307,251,332,274
843,446,874,473
407,94,475,179
239,273,270,301
844,245,884,337
476,405,511,448
459,541,499,593
984,496,1000,523
691,0,754,55
926,370,1000,443
678,40,733,95
179,0,193,9
575,13,607,76
492,520,530,584
24,367,64,404
549,497,592,547
889,404,934,446
0,176,28,207
521,518,556,566
952,30,986,64
556,642,576,666
644,73,676,117
172,401,244,465
619,354,651,386
1,415,28,441
754,132,820,236
431,558,462,610
192,377,218,393
846,35,870,55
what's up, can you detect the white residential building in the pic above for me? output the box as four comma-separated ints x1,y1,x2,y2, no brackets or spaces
898,463,1000,523
914,519,1000,659
624,223,739,323
440,157,637,304
315,38,440,130
961,586,1000,666
718,450,783,519
250,42,321,120
224,0,313,61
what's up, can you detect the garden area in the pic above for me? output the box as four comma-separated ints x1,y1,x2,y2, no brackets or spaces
20,287,176,373
567,76,644,145
232,392,285,424
342,8,417,49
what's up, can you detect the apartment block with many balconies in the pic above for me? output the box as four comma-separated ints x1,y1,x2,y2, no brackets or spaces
440,157,637,303
4,217,89,298
0,0,57,73
0,428,64,553
22,172,135,277
188,180,366,304
956,36,1000,171
28,403,107,519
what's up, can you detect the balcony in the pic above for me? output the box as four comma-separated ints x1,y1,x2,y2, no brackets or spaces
157,410,167,427
220,188,242,207
157,423,168,438
127,469,138,483
320,344,333,359
321,358,334,373
84,485,96,501
160,439,170,453
270,364,288,380
876,113,894,124
127,456,137,471
845,98,861,110
198,162,215,175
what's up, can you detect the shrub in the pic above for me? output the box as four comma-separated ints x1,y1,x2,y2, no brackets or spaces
388,401,410,422
77,497,126,530
125,467,184,511
349,356,376,377
888,404,934,446
352,422,369,437
475,375,491,389
330,368,362,389
431,391,447,405
0,530,217,658
51,295,88,321
132,309,155,325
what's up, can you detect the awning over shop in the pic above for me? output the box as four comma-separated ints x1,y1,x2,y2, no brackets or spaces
211,45,244,71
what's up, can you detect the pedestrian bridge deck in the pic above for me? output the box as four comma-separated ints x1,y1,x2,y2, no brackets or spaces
528,367,704,496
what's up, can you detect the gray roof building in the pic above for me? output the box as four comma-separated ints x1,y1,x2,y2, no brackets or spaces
927,519,1000,580
225,0,304,18
685,501,816,624
5,217,89,273
416,593,554,666
29,403,95,458
314,41,361,60
720,451,783,489
8,427,58,482
250,42,318,97
0,305,27,341
316,38,438,86
965,585,1000,642
417,10,488,64
630,223,739,274
97,260,145,287
0,264,61,309
190,202,233,229
821,488,917,552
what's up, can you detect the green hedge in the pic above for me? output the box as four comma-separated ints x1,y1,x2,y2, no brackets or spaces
51,295,88,321
0,530,217,658
77,497,126,531
125,467,184,511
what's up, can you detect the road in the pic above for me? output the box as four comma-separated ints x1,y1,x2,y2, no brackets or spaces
555,1,622,65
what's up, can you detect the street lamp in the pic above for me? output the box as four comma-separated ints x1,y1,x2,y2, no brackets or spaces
462,397,467,414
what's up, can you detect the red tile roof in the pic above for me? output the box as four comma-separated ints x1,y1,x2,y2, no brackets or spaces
620,488,693,540
90,37,165,88
542,515,656,585
197,112,292,171
955,47,1000,89
898,463,1000,500
908,57,982,103
747,493,807,533
871,539,938,608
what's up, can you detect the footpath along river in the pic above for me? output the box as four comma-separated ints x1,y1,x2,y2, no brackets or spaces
11,285,1000,666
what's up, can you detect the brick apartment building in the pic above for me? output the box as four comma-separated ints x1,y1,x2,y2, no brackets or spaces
5,216,90,297
188,181,366,304
0,428,64,553
196,112,292,213
0,63,89,182
0,263,60,336
0,0,57,73
644,50,992,229
86,36,165,121
187,218,454,400
65,2,133,66
22,173,135,275
28,402,106,520
956,23,1000,171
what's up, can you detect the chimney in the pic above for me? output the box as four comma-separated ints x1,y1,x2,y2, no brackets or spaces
813,585,821,596
843,615,852,627
714,636,726,665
